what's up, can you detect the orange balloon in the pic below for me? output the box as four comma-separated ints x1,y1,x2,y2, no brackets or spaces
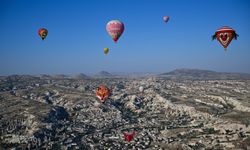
38,28,48,40
95,85,110,102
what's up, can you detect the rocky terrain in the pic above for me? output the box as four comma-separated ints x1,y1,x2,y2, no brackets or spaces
1,70,250,150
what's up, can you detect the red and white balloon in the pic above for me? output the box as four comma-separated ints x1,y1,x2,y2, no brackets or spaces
106,20,124,43
212,26,238,50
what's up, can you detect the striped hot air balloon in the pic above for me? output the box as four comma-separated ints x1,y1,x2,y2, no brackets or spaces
106,20,124,43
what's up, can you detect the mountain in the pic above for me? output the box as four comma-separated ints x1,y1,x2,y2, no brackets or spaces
159,68,250,80
72,73,90,79
93,71,114,78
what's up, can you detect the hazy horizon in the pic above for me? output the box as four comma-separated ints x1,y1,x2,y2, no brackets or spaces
1,67,250,77
1,0,250,75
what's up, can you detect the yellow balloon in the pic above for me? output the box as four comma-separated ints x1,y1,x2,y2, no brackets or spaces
104,48,109,54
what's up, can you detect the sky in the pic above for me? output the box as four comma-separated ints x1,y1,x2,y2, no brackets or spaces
0,0,250,75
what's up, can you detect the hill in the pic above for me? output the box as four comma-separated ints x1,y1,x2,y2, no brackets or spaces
93,71,115,78
72,73,90,79
159,68,250,80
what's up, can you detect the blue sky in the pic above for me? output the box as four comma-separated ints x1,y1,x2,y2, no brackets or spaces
1,0,250,75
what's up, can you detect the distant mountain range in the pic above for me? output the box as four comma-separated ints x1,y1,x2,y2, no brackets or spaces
159,68,250,80
93,71,115,78
91,69,250,80
2,69,250,80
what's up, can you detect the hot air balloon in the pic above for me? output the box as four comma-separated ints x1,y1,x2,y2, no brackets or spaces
124,131,136,142
163,16,169,23
104,48,109,55
212,26,238,50
106,20,124,43
95,85,110,102
38,28,48,40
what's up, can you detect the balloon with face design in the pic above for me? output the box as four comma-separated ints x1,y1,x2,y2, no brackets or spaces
106,20,124,43
38,28,48,40
212,26,238,50
95,85,110,103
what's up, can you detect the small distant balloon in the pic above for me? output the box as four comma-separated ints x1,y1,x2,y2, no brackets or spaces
103,48,109,55
163,16,169,23
106,20,124,43
123,131,136,142
212,26,238,50
95,85,110,103
38,28,48,40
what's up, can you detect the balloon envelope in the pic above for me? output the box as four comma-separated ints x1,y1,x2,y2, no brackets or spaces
124,131,136,142
106,20,124,42
103,48,109,54
212,26,238,50
163,16,169,23
38,28,48,40
95,85,110,102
